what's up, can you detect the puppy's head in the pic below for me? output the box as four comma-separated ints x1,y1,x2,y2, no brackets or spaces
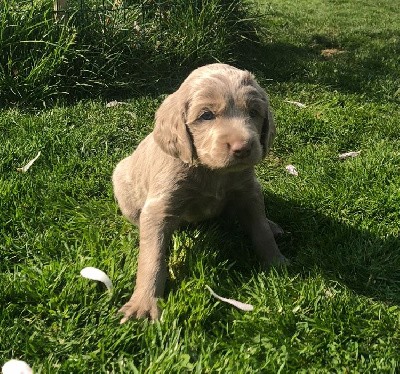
153,63,275,170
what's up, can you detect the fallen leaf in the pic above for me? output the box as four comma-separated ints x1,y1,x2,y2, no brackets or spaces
17,151,41,173
2,360,32,374
338,151,360,160
315,111,323,119
205,285,254,311
321,48,346,58
285,164,299,176
80,267,113,291
106,100,128,108
284,100,307,108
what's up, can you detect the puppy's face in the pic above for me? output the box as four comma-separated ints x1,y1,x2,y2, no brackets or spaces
154,64,275,171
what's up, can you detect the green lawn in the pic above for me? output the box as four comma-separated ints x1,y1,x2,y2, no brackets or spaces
1,0,400,372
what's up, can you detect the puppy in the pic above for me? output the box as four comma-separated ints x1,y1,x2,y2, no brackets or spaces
113,63,286,322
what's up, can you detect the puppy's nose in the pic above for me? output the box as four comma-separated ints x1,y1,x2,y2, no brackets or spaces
230,140,252,159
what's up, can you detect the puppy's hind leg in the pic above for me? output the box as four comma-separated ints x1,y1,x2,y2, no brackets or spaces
267,219,284,237
112,158,142,225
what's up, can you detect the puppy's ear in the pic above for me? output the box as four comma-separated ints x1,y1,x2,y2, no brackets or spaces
250,77,276,157
260,101,276,157
153,92,194,164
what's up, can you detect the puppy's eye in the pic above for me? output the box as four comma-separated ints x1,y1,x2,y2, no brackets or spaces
199,111,215,121
249,109,259,118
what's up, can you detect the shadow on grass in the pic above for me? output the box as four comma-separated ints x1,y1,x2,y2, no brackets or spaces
5,19,398,108
96,27,400,106
166,190,400,308
165,186,400,305
235,32,400,102
263,192,400,305
236,41,317,82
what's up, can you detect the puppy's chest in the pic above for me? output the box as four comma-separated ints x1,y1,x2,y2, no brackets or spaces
180,184,228,223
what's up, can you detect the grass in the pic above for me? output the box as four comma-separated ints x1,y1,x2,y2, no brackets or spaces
1,0,400,372
0,0,257,106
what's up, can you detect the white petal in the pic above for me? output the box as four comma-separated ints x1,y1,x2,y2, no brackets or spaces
206,285,254,312
284,100,307,108
285,164,299,176
17,151,41,173
2,360,32,374
338,151,360,160
80,267,113,291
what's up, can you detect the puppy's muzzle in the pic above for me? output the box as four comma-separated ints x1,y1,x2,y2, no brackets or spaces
229,139,253,159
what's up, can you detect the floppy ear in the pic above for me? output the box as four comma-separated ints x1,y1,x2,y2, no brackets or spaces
153,92,194,164
260,100,276,157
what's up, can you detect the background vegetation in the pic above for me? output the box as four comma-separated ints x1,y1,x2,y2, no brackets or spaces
0,0,257,106
1,0,400,372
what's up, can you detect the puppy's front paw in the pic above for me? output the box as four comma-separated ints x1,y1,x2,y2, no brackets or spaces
119,293,160,323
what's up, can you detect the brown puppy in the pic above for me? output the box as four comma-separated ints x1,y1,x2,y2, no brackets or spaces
113,63,286,322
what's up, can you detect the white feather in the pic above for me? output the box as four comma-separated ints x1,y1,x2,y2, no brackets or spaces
206,285,254,312
338,151,360,160
284,100,307,108
285,164,299,176
80,267,113,291
17,151,41,173
2,359,32,374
